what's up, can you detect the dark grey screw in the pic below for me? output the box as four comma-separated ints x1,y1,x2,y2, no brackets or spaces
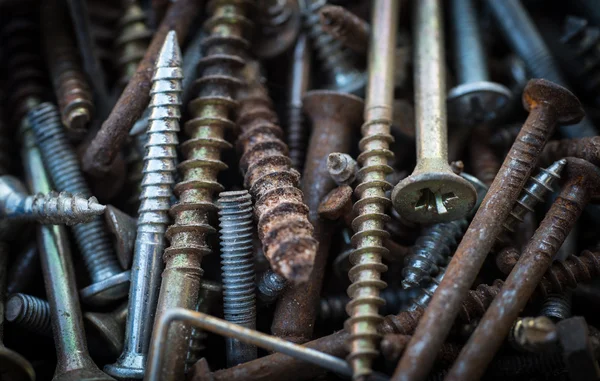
485,0,598,138
28,102,129,306
7,242,39,295
20,122,114,381
256,269,287,305
218,190,257,366
5,293,52,337
447,0,511,125
300,0,366,94
540,292,572,321
407,269,445,311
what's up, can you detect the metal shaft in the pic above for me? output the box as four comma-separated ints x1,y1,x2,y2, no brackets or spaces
452,0,488,84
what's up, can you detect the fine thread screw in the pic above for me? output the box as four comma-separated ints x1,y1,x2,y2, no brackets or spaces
42,0,94,133
236,61,317,283
5,293,52,337
218,190,257,366
401,219,467,289
327,152,358,186
256,269,287,304
28,102,127,304
318,4,370,54
301,0,366,94
540,292,572,321
114,2,152,86
254,0,300,59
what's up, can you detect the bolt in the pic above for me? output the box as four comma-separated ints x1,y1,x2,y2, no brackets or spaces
327,152,358,185
84,303,128,356
104,205,137,270
0,243,35,381
509,316,558,353
392,0,477,224
446,157,600,381
256,270,287,305
0,175,105,225
392,79,584,381
447,0,511,125
540,291,572,321
148,2,252,379
318,4,369,54
254,0,301,59
485,0,598,138
6,293,52,337
286,32,311,172
115,2,152,87
105,31,181,380
236,61,317,283
300,0,366,94
20,122,113,380
406,269,444,310
271,89,363,344
42,0,94,134
217,190,257,366
7,242,39,295
28,102,130,306
345,1,398,378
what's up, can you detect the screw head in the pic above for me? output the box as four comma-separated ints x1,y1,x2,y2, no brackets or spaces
84,310,125,356
447,81,512,125
303,90,364,129
104,353,146,379
392,171,477,223
80,270,130,306
0,347,35,381
522,79,584,125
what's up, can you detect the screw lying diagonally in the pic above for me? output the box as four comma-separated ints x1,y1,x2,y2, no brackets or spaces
345,1,398,379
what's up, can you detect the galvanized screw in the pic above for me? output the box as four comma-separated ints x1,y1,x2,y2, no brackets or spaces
105,30,181,380
28,102,129,306
5,293,52,337
218,190,257,366
392,0,477,224
447,0,511,125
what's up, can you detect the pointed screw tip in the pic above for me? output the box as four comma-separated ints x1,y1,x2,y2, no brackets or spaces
156,30,182,68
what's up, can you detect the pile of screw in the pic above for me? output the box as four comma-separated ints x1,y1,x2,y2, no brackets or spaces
2,0,600,380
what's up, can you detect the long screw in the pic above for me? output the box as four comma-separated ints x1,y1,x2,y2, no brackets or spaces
21,117,114,380
446,158,600,380
345,1,398,379
148,2,252,379
0,175,105,225
218,190,257,366
447,0,511,126
392,0,476,224
392,79,584,381
28,102,129,306
300,0,366,94
114,2,152,87
318,5,369,55
254,0,301,59
104,30,181,380
485,0,597,138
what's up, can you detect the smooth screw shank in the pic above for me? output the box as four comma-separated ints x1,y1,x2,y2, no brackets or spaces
218,190,257,366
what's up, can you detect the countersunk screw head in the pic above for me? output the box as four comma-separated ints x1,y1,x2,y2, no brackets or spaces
447,81,512,125
522,79,584,125
302,90,364,131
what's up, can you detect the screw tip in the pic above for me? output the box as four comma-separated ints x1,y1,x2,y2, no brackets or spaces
156,30,182,68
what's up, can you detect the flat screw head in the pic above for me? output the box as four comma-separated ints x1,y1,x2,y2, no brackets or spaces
0,347,35,381
302,90,364,130
522,79,584,125
447,81,512,125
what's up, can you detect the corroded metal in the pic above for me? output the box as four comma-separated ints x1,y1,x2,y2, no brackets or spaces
319,4,369,54
114,2,152,87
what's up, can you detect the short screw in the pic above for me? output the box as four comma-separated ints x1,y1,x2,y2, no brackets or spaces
256,269,287,305
0,175,105,225
105,30,181,380
327,152,358,185
218,190,257,366
300,0,366,94
5,293,52,337
318,4,369,54
28,102,130,306
447,0,511,125
392,0,477,224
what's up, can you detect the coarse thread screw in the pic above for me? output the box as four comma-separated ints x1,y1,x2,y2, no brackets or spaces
5,293,52,337
301,0,366,94
406,269,444,311
218,190,257,366
540,292,572,321
42,0,94,134
28,102,129,306
0,176,105,225
115,2,152,86
236,61,316,283
401,219,467,289
105,30,181,379
497,159,567,244
327,152,358,186
539,250,600,296
151,2,253,378
318,5,369,54
254,0,301,59
123,118,149,212
256,269,287,304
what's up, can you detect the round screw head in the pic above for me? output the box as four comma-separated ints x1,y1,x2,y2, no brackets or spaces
80,270,130,306
0,347,35,381
392,170,477,223
522,79,584,125
447,81,512,125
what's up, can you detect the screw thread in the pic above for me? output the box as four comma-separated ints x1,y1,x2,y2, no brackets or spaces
28,102,120,283
318,5,369,54
1,11,47,124
236,62,316,283
87,0,122,73
402,219,467,289
259,0,293,32
42,0,94,133
115,3,152,86
561,16,600,96
256,269,287,304
540,292,572,321
407,269,444,311
124,124,149,211
303,0,365,93
539,250,600,296
25,191,106,225
286,104,307,172
5,293,52,337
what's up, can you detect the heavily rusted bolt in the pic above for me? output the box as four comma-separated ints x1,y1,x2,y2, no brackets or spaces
318,184,353,225
393,79,584,381
327,152,357,185
446,158,600,381
318,4,369,54
392,0,476,224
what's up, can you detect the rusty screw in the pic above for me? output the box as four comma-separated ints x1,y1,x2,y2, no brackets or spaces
318,4,369,55
392,0,476,224
393,79,584,381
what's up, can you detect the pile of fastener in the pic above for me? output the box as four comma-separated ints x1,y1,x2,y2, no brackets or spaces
1,0,600,380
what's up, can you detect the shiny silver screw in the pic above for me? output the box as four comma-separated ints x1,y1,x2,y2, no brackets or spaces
327,152,358,186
